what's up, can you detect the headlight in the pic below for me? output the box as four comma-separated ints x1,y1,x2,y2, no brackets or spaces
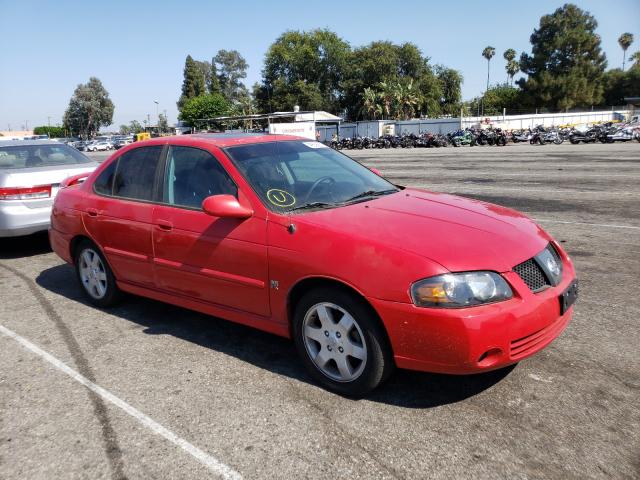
411,272,513,308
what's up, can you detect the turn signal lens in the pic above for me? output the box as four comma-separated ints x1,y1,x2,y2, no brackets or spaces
0,185,52,200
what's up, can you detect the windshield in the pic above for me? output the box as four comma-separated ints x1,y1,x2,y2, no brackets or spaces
225,140,398,213
0,144,93,169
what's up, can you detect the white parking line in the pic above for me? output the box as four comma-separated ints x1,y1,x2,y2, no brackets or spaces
0,323,242,480
533,219,640,230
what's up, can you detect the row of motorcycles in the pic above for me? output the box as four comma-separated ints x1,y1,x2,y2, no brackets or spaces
511,122,640,145
329,129,508,150
330,133,451,149
328,121,640,150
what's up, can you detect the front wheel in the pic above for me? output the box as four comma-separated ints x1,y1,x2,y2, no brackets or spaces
293,288,394,397
75,241,122,307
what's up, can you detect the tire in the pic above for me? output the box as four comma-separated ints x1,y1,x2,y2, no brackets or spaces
74,240,122,308
554,138,563,145
293,287,394,397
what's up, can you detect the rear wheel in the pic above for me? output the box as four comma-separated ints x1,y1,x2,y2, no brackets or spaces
293,288,394,397
75,240,122,307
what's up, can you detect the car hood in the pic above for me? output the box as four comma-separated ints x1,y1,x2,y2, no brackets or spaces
294,188,550,272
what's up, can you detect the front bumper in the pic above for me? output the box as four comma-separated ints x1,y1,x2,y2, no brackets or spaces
370,258,576,374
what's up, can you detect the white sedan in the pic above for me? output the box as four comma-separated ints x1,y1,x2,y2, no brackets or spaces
0,141,99,237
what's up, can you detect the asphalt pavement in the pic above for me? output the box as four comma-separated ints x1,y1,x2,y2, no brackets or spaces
1,141,638,479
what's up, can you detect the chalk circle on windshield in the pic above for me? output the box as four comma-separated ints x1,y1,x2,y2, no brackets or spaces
266,188,296,208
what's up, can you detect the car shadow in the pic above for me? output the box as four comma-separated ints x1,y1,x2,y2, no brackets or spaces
0,231,51,259
35,263,515,408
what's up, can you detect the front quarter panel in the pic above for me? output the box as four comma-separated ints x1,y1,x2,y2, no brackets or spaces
266,215,448,324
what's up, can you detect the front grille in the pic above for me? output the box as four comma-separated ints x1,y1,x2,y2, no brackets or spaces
513,258,550,292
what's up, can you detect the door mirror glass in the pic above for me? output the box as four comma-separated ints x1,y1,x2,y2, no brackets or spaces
202,194,253,219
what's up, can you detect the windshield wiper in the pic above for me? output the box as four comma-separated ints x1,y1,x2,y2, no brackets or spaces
344,189,398,203
289,201,335,212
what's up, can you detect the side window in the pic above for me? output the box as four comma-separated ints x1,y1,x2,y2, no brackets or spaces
113,146,163,201
93,161,116,195
164,146,237,209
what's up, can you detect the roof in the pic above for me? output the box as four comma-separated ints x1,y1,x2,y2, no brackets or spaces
132,133,307,149
0,140,62,147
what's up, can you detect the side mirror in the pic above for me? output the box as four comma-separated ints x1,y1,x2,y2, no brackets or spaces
370,167,382,176
202,195,253,219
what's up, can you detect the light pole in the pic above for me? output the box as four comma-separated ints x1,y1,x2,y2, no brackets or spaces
154,101,159,133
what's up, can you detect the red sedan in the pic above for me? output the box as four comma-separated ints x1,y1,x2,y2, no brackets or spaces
49,134,577,396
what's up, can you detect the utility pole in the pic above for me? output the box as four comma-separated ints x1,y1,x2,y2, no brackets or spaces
154,101,159,129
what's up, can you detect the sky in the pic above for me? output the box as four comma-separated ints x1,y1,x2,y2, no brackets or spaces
1,0,638,131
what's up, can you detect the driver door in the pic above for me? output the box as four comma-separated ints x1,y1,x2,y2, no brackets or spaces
151,145,270,317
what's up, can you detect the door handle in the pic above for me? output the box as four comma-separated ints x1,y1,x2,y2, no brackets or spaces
157,220,173,231
86,208,99,217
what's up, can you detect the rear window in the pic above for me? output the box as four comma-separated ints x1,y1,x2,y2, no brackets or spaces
0,144,93,169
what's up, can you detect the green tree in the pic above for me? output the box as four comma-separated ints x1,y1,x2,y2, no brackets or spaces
343,41,448,119
618,33,634,71
178,93,230,129
503,49,519,84
33,126,65,138
359,87,381,120
630,51,640,69
506,60,520,86
602,67,640,105
118,124,131,135
467,84,523,116
256,29,351,113
157,113,170,134
518,4,607,110
177,55,206,110
482,46,496,92
208,61,221,94
63,77,114,138
214,49,249,103
129,120,143,134
436,67,463,115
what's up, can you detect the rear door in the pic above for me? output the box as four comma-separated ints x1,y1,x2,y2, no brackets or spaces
83,145,164,287
152,145,270,316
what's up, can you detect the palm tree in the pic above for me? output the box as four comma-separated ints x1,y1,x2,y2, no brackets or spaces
377,81,394,120
482,46,496,92
360,87,381,120
506,60,519,86
630,51,640,70
502,48,520,83
502,48,516,83
393,79,421,120
618,33,634,70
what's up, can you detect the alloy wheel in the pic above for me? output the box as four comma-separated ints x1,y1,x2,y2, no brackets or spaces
78,248,108,299
302,302,368,382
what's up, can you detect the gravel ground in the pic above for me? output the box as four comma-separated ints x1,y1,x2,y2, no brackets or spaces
1,141,638,480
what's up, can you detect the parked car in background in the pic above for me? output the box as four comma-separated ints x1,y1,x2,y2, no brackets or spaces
114,138,133,149
0,141,99,237
85,141,113,152
49,134,577,396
